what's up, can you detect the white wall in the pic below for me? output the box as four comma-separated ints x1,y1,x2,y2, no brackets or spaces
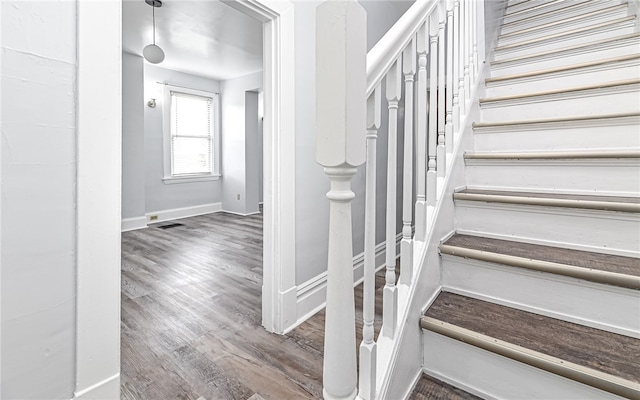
245,91,261,213
1,1,77,398
143,64,223,214
122,52,146,219
220,71,263,214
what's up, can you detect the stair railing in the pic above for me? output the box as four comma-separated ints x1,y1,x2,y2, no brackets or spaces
316,0,482,398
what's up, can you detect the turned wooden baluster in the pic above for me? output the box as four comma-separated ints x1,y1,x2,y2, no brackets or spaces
452,0,461,134
400,38,416,286
414,21,429,242
383,57,402,339
316,2,366,399
359,85,381,400
427,11,438,208
445,0,455,153
437,0,446,181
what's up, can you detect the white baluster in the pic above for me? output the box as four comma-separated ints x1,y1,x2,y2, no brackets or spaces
473,0,480,79
452,0,460,134
458,0,466,118
470,0,477,85
400,38,416,286
316,2,366,399
464,0,471,98
445,0,455,154
383,57,402,339
427,11,438,208
358,86,380,400
414,21,428,242
437,1,446,182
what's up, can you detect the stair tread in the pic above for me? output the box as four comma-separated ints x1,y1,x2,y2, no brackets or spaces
502,0,602,28
458,188,640,204
443,233,639,278
465,149,640,159
473,112,640,128
423,292,640,384
409,374,482,400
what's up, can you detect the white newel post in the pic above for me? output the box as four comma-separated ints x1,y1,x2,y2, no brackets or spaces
316,2,366,399
415,22,429,242
452,0,461,134
400,39,416,286
437,1,446,181
359,85,381,400
383,57,402,339
445,0,455,153
427,11,438,208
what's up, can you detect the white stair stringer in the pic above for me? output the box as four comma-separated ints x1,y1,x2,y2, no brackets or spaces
440,255,640,338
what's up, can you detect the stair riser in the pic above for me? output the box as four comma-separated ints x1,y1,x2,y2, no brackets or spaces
498,8,629,47
454,203,640,253
422,331,628,400
494,22,636,60
486,62,640,97
464,162,640,196
503,0,596,23
491,39,640,75
441,257,640,337
481,89,640,121
500,0,621,34
504,0,561,17
473,123,640,151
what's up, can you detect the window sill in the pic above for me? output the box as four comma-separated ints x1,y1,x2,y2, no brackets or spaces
162,174,221,185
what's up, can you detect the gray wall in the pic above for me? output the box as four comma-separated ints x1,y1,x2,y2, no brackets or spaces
143,65,223,214
245,91,261,213
122,52,146,219
1,1,77,398
294,0,415,285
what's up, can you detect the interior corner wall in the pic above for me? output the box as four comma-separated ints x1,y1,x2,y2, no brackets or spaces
293,0,415,286
220,71,263,215
122,52,146,220
143,65,223,215
245,91,261,214
1,1,77,398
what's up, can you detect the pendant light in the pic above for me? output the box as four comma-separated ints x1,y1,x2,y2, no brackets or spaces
143,0,165,64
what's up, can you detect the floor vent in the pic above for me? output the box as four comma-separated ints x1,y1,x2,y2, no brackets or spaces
156,223,184,230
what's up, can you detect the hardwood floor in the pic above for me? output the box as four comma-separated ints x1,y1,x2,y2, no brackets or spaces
121,212,384,400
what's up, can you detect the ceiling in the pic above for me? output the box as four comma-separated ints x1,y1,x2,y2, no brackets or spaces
123,0,263,81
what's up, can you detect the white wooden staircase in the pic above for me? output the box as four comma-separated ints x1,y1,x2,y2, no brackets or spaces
417,0,640,398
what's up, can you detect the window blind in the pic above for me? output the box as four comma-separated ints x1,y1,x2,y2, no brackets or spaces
170,91,213,176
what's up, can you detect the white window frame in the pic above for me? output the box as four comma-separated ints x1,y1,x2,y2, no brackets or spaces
161,84,221,184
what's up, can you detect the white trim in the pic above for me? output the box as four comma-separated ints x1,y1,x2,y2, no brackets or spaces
72,373,120,400
162,174,221,184
421,368,498,400
400,369,425,400
291,233,402,333
220,209,262,217
145,202,222,224
121,217,148,232
75,1,121,398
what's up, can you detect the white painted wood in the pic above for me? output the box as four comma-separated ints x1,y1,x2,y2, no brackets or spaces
316,2,366,398
480,81,640,121
121,217,148,232
144,202,223,224
493,17,637,60
463,0,471,100
441,256,640,338
486,58,640,97
454,201,640,254
497,5,630,47
464,158,640,196
422,330,627,400
415,21,429,243
427,11,439,208
452,0,461,134
457,0,467,117
75,1,121,398
504,0,562,17
400,40,416,287
503,0,600,24
472,114,640,151
359,85,381,400
445,0,455,156
383,57,402,340
437,1,447,182
73,373,120,400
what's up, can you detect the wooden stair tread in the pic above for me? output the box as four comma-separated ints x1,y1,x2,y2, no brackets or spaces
423,292,640,384
465,149,640,159
409,374,482,400
473,112,640,128
443,233,640,278
457,188,640,205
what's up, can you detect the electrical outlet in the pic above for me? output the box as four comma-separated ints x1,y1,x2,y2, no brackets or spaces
149,215,158,221
237,194,241,200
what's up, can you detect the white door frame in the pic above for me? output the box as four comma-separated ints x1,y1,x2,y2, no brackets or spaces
75,0,296,398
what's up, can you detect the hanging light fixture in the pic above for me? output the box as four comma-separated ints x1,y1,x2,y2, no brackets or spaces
143,0,165,64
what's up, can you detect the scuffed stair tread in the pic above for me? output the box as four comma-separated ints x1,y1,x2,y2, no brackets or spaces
423,292,640,384
409,374,482,400
458,188,640,204
443,233,639,278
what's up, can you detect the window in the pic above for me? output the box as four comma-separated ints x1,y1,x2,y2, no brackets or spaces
162,85,220,183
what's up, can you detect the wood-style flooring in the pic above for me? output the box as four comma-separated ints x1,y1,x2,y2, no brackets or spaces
120,212,385,400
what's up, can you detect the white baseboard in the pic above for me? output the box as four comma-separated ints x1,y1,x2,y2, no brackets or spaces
145,202,222,224
73,373,119,400
220,209,261,217
121,216,148,232
291,233,403,332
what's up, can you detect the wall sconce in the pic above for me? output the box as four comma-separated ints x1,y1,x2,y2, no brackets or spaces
147,98,157,108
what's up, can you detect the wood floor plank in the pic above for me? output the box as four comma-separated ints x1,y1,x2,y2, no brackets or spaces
409,374,482,400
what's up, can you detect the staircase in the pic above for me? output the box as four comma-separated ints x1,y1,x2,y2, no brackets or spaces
416,0,640,398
